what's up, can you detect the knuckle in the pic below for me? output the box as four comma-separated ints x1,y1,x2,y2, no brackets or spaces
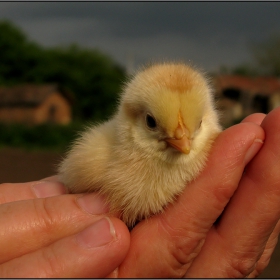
227,254,258,278
170,234,204,265
158,217,205,277
169,237,205,278
32,198,57,231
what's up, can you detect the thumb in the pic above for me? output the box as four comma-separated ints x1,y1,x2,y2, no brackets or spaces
0,217,130,278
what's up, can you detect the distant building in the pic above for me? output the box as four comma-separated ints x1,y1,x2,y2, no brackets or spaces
0,84,73,125
214,75,280,127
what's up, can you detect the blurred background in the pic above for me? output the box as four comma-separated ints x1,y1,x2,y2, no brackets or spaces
0,2,279,277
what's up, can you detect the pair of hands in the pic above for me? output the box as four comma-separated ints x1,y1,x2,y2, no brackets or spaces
1,108,280,277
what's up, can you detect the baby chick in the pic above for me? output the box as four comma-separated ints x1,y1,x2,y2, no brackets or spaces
58,63,221,227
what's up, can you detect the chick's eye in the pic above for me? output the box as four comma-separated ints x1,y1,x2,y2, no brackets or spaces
146,114,157,130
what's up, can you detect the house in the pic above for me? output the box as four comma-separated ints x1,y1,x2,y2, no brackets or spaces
213,75,280,127
0,84,73,125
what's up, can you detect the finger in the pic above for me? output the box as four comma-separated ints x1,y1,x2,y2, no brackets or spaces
41,175,61,182
241,112,266,125
0,217,130,277
0,192,113,264
0,180,68,204
117,121,265,278
186,107,280,277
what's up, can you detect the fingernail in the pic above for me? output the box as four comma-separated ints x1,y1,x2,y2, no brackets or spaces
77,193,109,215
76,217,116,248
244,139,264,165
32,181,67,198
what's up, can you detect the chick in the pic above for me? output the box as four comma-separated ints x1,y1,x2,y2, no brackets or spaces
58,63,221,227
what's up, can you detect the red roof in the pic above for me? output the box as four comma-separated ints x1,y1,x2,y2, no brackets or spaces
0,84,74,107
215,75,280,95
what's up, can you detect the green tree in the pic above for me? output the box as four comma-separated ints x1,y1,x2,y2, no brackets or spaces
32,45,126,120
251,34,280,76
226,33,280,77
229,63,259,76
0,20,43,85
0,20,127,121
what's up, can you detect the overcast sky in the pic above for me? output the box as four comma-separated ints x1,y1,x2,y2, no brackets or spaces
1,2,280,73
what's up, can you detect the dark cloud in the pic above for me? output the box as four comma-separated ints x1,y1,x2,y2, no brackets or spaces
0,2,280,72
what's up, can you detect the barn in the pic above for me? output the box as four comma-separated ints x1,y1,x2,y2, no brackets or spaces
214,75,280,127
0,84,73,125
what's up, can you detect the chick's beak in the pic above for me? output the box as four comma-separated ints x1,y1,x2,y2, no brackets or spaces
165,124,191,154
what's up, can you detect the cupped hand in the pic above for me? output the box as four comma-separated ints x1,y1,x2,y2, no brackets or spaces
0,178,130,277
2,107,280,278
113,108,280,278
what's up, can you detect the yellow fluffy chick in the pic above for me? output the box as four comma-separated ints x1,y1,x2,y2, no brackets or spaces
58,63,221,227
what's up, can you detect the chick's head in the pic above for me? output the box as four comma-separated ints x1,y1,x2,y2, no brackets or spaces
117,63,221,164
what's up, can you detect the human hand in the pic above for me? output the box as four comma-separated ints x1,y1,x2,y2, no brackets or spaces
4,107,279,278
0,177,130,277
110,107,280,278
